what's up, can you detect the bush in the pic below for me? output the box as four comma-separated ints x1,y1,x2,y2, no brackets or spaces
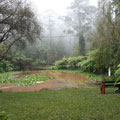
0,60,13,73
114,64,120,82
55,58,68,69
115,64,120,75
78,57,96,73
0,67,4,73
50,66,57,70
67,56,86,69
54,56,86,69
12,52,33,71
77,50,108,74
33,59,47,66
54,52,99,73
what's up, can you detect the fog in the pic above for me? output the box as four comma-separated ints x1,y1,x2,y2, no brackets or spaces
1,0,120,86
30,0,98,15
0,0,98,67
27,0,98,64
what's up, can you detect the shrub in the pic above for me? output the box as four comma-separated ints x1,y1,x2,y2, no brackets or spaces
0,67,4,73
54,56,86,69
50,66,57,70
67,56,86,69
55,58,68,69
114,64,120,82
33,59,46,66
0,60,13,73
115,64,120,75
12,52,33,71
78,50,108,74
78,57,96,73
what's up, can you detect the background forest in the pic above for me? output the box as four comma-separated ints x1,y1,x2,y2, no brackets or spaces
0,0,120,77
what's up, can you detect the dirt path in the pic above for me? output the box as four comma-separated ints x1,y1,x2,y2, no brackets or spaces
0,71,97,92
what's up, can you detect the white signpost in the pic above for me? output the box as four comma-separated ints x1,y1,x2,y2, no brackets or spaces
108,67,111,77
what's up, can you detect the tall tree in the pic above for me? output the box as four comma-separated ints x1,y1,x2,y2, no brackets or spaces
90,0,120,73
64,0,97,56
78,33,85,56
0,0,41,60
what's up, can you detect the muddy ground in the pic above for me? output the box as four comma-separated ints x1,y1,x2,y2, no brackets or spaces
0,71,97,92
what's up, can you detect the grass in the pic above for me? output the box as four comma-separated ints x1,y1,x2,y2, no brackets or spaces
0,72,52,86
0,88,120,120
0,70,119,120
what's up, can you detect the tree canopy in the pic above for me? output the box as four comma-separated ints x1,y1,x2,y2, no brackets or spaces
0,0,41,60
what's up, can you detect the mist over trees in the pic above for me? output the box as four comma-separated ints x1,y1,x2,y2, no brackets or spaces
62,0,97,56
30,0,97,66
0,0,41,61
1,0,120,75
0,0,42,71
0,0,98,71
52,0,120,76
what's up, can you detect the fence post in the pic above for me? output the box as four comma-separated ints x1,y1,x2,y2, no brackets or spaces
101,81,105,94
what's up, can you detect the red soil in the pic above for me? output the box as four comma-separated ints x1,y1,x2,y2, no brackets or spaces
0,71,97,92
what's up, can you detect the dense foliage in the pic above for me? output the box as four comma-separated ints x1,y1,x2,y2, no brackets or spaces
54,49,120,74
54,56,87,70
0,0,41,60
0,60,13,73
114,64,120,82
88,0,120,74
78,33,86,56
55,58,68,69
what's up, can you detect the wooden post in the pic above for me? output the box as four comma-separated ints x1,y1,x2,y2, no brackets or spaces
101,81,105,94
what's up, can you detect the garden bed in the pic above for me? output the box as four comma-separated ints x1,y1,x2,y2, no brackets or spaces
0,71,97,92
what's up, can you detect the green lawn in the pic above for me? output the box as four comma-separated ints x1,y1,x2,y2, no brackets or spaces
0,88,120,120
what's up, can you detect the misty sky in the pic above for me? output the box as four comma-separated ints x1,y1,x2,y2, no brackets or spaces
30,0,98,15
